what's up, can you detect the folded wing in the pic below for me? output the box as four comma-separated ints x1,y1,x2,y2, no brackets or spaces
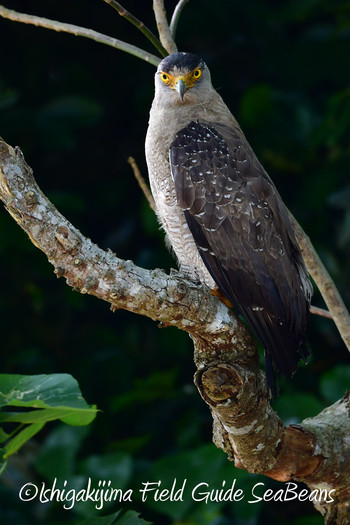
169,121,312,380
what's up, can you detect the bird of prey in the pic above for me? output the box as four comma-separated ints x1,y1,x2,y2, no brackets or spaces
145,52,312,384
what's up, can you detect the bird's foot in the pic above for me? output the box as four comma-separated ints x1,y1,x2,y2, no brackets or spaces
211,288,233,309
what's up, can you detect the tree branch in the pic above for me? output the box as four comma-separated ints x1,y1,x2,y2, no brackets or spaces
0,140,310,477
127,156,155,211
0,5,161,66
301,392,350,523
170,0,191,38
153,0,177,54
102,0,168,58
309,305,333,320
0,138,249,355
290,215,350,353
1,139,349,523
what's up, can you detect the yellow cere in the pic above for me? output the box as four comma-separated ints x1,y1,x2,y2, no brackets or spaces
160,68,202,90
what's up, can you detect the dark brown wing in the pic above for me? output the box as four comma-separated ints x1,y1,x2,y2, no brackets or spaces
169,120,312,380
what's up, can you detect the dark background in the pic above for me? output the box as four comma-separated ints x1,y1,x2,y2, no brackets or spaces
0,1,349,523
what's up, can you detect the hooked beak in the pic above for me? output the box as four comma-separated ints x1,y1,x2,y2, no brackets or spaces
175,78,188,101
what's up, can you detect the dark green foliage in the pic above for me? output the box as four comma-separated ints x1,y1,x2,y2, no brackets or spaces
0,373,97,475
0,1,348,524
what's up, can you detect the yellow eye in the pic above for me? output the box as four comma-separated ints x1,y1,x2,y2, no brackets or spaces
192,68,202,80
160,72,170,84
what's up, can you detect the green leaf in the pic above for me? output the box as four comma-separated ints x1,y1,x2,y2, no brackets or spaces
0,448,6,472
0,406,96,426
0,373,98,425
0,374,98,467
3,422,45,458
0,428,9,443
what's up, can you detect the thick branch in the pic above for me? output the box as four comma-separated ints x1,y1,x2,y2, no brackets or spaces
195,357,350,523
194,357,323,477
1,140,349,522
301,393,350,523
153,0,177,54
0,139,317,473
0,5,161,66
0,138,248,349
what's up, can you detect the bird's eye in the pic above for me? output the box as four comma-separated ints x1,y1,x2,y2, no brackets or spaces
160,72,170,84
192,68,202,80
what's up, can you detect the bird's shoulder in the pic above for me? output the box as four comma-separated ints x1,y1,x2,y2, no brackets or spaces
169,120,300,263
170,119,277,207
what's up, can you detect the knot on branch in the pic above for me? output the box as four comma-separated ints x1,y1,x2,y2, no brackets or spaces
24,190,38,204
196,363,253,407
110,285,128,302
55,225,82,254
195,363,284,473
166,276,191,302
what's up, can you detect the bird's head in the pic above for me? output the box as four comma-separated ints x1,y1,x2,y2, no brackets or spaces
155,52,211,106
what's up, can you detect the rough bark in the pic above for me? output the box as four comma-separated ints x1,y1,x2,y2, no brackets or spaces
0,138,349,522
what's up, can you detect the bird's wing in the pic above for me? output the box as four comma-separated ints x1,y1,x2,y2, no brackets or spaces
169,120,312,378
